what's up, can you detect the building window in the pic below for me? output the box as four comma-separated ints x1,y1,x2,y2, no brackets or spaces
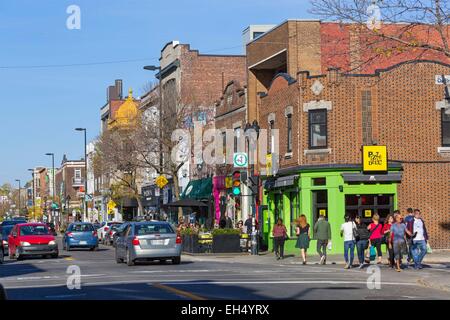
74,169,81,179
269,120,275,153
362,90,373,145
309,109,327,149
287,114,292,153
234,127,241,153
442,109,450,146
312,178,326,186
312,190,328,228
253,31,264,39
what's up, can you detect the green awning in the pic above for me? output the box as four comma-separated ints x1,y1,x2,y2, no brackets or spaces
181,178,212,200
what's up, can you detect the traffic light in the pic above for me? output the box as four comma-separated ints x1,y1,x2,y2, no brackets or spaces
232,171,241,196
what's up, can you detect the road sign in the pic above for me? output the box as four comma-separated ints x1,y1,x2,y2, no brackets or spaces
155,175,169,189
266,154,273,176
362,145,388,172
233,152,248,168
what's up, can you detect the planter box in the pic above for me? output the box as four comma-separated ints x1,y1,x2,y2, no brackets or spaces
182,234,201,253
212,234,241,253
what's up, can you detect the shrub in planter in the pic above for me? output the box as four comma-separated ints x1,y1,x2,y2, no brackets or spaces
212,229,241,253
181,228,200,253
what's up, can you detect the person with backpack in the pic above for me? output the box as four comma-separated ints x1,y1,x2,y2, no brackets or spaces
382,214,395,268
354,216,370,269
313,212,331,265
404,208,415,264
367,214,383,265
340,215,357,269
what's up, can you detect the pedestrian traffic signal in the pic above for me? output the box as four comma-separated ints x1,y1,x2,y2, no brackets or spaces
232,171,241,196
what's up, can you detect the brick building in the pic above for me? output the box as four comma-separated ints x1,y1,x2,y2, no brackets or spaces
246,20,450,253
54,155,86,223
155,41,247,193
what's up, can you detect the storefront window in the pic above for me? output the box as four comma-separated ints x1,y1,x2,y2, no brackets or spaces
289,192,298,236
312,190,328,227
345,194,394,223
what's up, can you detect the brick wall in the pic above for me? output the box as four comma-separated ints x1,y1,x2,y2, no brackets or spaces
258,60,450,248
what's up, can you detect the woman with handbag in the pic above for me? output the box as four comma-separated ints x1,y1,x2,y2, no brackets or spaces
367,214,383,265
273,218,288,260
295,215,311,265
382,214,395,268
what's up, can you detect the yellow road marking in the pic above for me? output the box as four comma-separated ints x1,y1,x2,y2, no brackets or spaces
153,283,205,300
64,257,74,261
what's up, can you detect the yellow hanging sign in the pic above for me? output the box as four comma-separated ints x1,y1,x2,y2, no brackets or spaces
362,145,388,172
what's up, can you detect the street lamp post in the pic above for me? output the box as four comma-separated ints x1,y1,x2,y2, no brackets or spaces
15,179,21,217
75,128,88,222
45,153,55,224
143,65,163,214
28,169,35,221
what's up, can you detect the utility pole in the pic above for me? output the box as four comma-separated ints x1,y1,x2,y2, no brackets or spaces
45,153,55,223
75,128,88,222
28,169,35,221
15,179,21,217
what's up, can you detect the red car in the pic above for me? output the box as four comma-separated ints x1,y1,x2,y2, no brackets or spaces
8,223,58,260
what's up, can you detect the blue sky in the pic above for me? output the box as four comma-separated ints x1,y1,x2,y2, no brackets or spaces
0,0,312,185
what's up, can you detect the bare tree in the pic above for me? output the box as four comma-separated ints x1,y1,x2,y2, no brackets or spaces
310,0,450,71
94,125,145,216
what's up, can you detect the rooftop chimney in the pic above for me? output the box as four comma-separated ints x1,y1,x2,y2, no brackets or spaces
115,79,123,99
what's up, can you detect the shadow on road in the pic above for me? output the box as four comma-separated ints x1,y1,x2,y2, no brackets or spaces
0,262,46,278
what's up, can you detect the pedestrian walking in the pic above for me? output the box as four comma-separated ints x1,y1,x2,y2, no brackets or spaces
273,218,288,260
407,209,429,270
295,215,310,265
391,213,412,272
341,215,357,269
404,208,415,264
367,214,383,265
313,212,331,265
382,214,395,268
354,216,370,269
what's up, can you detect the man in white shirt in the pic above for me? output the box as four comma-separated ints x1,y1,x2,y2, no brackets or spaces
408,209,429,269
340,216,356,269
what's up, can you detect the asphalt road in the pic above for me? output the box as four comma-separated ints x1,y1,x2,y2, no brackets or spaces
1,237,449,300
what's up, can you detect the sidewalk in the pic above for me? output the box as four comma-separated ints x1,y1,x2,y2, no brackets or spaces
184,250,450,293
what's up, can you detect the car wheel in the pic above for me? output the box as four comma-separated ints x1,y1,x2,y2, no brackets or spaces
126,249,135,266
0,249,4,264
159,259,167,264
51,252,59,259
172,256,181,265
91,246,98,252
16,252,22,261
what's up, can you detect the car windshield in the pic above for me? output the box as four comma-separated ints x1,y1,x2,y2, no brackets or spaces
1,226,13,237
111,225,122,231
134,224,174,235
20,225,50,236
69,224,94,232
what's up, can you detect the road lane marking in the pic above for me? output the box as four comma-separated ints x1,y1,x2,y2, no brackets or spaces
159,280,419,286
153,283,206,300
64,257,75,261
45,294,87,299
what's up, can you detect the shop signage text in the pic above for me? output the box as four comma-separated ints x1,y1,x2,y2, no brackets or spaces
362,145,388,172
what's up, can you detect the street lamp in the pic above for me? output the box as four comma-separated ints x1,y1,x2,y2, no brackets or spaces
75,128,88,222
143,65,163,215
15,179,21,217
28,169,35,221
45,153,55,224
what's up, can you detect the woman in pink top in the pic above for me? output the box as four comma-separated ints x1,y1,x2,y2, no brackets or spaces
367,214,383,264
273,218,288,260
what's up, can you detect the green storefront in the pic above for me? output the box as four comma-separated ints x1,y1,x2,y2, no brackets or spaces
261,164,402,255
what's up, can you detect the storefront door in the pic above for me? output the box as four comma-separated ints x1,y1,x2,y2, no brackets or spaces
345,194,394,223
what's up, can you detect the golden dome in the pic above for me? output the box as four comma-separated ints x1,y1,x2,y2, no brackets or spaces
108,88,139,129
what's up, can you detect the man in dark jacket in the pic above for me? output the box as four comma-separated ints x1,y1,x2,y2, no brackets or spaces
314,213,332,265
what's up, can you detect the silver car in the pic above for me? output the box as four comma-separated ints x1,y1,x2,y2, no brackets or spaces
115,222,182,266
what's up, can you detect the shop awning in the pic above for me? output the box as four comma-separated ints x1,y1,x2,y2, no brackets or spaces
181,178,213,200
264,175,299,189
342,172,402,183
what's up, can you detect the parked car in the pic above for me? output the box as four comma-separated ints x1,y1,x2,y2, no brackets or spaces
115,221,182,266
46,223,57,236
0,237,4,264
0,225,14,255
1,218,26,227
8,223,58,260
63,223,98,251
112,223,128,248
103,223,123,246
98,222,122,242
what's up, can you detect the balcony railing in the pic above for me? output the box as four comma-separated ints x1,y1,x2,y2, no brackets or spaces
72,177,85,186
